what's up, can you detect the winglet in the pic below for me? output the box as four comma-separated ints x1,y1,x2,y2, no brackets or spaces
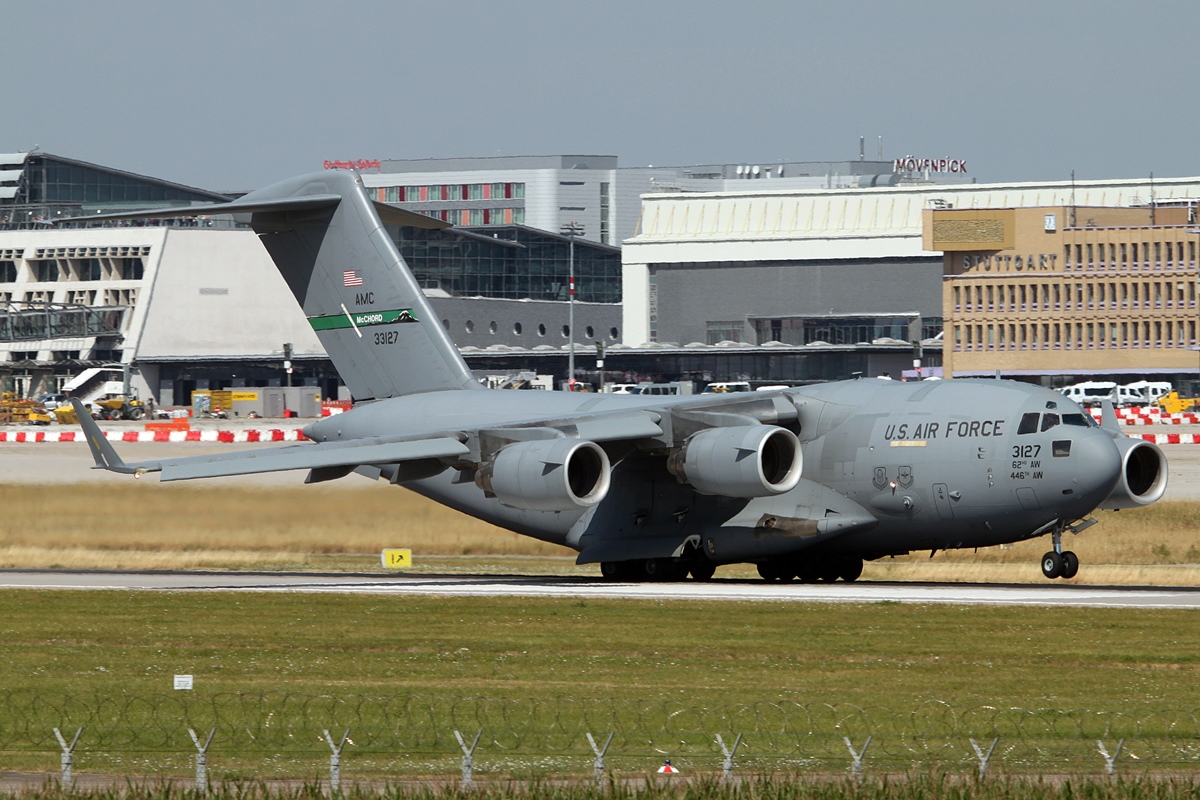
1098,400,1122,435
70,399,148,475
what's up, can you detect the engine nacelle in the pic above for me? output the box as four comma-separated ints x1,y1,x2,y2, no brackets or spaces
476,438,611,512
1099,437,1168,509
667,425,803,498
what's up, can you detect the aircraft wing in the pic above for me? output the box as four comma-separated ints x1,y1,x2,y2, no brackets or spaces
156,437,469,481
70,399,468,482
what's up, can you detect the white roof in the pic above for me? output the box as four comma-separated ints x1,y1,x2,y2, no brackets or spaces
623,175,1200,263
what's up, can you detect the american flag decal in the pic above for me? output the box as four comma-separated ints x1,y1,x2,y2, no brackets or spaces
343,270,363,287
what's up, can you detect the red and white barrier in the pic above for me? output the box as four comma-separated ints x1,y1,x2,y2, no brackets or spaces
1133,432,1200,445
0,429,308,444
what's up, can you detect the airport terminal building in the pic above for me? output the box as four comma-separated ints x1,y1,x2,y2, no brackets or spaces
623,176,1200,383
927,199,1200,381
7,148,1200,406
0,153,622,402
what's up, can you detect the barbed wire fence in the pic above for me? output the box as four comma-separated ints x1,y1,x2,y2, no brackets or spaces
2,692,1198,788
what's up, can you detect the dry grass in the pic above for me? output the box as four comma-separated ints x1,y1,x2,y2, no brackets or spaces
1,483,1199,582
0,483,563,570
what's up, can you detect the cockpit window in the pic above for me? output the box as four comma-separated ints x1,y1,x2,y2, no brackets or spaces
1020,411,1092,434
1053,440,1072,457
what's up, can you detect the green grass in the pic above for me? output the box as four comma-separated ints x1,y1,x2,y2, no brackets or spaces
3,776,1200,800
0,591,1197,780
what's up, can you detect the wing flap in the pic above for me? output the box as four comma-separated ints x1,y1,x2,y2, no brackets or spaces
158,437,470,481
563,411,664,442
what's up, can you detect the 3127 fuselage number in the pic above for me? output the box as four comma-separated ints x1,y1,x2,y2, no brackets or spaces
1012,444,1041,459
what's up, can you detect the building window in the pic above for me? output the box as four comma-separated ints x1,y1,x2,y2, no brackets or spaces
707,320,744,345
34,261,59,282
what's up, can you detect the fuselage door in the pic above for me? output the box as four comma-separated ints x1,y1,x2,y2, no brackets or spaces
933,483,954,519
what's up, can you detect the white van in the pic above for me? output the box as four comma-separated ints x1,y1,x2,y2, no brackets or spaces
1121,381,1172,406
1059,381,1117,407
629,382,693,396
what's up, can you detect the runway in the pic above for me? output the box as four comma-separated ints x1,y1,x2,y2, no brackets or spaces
2,569,1198,609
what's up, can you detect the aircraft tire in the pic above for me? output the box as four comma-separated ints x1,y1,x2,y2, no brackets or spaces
1041,551,1064,579
757,561,795,582
837,557,864,583
600,561,631,581
817,559,842,583
1061,551,1080,579
796,560,820,583
641,558,682,582
689,560,717,581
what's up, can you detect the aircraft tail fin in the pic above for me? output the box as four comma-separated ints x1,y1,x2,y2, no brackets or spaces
64,172,482,401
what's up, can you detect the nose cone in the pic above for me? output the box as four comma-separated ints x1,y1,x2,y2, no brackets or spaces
1069,431,1122,509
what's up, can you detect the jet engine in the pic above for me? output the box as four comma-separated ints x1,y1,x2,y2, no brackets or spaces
666,425,803,498
476,438,611,512
1100,437,1168,509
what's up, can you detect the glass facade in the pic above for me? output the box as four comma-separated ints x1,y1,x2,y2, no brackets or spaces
753,316,917,346
0,305,124,343
1,154,230,229
374,183,526,227
391,225,621,304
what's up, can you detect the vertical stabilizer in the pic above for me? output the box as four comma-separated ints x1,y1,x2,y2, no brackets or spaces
240,171,481,400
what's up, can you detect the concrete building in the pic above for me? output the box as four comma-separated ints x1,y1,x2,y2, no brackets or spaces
622,176,1200,384
356,153,916,248
0,153,620,402
12,148,1200,403
928,201,1200,381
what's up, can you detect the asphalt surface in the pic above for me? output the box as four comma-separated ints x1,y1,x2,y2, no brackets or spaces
1,419,1198,609
1,569,1198,609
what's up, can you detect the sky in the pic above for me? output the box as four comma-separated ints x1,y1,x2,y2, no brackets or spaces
5,0,1198,193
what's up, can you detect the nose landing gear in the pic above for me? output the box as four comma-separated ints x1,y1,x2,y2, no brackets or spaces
1041,526,1080,580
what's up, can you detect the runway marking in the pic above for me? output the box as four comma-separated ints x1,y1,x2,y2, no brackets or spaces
1,572,1198,610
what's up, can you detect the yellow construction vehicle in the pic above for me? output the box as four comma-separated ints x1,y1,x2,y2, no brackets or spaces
1154,391,1200,415
91,394,146,421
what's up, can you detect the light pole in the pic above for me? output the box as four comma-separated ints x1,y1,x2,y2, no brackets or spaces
561,221,585,390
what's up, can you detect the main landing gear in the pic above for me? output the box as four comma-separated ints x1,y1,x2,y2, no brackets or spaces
599,558,715,582
757,555,863,583
1041,526,1080,580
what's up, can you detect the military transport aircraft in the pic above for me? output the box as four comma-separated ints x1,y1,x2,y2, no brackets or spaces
68,170,1168,582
